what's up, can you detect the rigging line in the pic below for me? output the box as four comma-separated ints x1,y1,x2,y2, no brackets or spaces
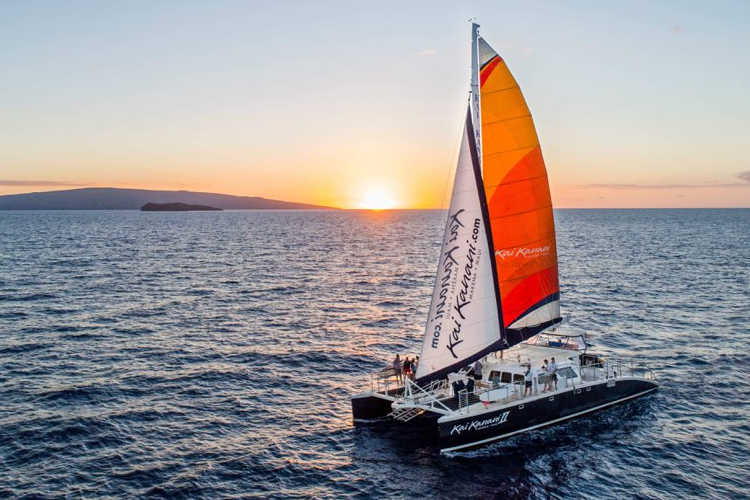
439,99,472,214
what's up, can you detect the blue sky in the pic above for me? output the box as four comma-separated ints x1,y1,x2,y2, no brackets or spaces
1,1,748,207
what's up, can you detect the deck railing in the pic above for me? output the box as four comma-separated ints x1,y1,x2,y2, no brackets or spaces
368,368,454,413
455,357,655,411
580,359,656,382
372,356,655,414
401,378,453,413
369,367,403,396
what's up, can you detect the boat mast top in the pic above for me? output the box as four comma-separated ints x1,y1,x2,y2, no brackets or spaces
470,21,482,171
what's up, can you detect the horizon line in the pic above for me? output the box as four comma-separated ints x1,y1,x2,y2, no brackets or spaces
0,186,748,211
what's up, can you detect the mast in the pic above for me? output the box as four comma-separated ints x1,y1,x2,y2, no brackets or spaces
470,22,482,170
414,25,505,383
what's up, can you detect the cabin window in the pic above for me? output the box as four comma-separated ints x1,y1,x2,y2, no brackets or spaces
513,374,524,384
488,371,520,385
557,367,578,379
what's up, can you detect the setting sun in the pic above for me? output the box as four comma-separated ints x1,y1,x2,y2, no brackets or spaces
357,186,398,210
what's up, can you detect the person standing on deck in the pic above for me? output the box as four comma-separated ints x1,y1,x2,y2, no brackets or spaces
392,354,402,384
549,357,558,391
524,364,533,397
541,359,549,392
402,356,411,380
472,359,483,380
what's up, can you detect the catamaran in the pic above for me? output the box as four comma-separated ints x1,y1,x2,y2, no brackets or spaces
351,23,657,454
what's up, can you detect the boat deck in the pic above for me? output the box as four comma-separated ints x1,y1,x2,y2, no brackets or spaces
379,345,655,419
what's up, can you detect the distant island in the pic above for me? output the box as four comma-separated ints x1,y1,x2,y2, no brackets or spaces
0,188,336,210
141,202,222,212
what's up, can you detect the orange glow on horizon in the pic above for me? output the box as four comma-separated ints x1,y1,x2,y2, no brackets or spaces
2,174,749,210
355,185,399,210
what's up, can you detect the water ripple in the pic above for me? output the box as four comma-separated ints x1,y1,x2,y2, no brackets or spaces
0,209,748,498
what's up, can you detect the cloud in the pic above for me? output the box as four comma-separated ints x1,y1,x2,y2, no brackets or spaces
738,170,750,183
582,182,750,190
416,49,436,56
0,180,84,187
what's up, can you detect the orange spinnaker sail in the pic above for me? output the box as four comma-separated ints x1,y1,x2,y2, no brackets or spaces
478,37,560,332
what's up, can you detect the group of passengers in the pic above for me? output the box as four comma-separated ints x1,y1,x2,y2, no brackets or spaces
522,357,558,396
540,357,558,392
392,354,419,383
389,354,558,393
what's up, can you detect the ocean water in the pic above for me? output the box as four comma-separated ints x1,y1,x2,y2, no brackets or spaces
0,209,748,499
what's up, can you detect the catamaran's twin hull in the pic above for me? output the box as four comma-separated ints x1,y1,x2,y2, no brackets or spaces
351,391,396,421
352,377,657,453
438,377,657,453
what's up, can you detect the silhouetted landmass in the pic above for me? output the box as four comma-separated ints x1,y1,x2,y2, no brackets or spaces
0,188,335,210
141,202,222,212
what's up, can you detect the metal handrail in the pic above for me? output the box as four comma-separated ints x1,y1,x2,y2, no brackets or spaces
457,357,655,411
370,356,655,414
369,368,403,396
580,358,655,381
401,377,452,412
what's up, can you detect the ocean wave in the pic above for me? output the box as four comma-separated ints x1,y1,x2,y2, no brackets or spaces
0,209,748,498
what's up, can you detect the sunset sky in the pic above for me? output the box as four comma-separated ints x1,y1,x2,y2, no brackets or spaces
1,1,749,208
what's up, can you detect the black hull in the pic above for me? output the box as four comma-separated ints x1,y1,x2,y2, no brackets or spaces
351,392,395,420
439,378,657,453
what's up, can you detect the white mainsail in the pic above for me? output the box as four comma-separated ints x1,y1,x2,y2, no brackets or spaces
416,111,503,382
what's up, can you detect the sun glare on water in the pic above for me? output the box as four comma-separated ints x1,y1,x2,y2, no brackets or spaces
357,186,398,210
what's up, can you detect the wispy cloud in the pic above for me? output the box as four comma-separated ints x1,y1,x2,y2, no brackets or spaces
582,182,750,190
0,180,84,187
583,172,750,190
416,49,436,56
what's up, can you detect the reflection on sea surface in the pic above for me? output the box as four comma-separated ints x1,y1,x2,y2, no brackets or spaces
0,209,748,498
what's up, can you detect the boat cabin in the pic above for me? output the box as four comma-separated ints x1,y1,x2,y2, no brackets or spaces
451,335,590,404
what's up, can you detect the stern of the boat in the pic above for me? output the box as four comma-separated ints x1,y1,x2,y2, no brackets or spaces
351,391,395,421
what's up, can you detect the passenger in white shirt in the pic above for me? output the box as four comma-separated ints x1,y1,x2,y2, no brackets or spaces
523,365,533,397
549,357,558,391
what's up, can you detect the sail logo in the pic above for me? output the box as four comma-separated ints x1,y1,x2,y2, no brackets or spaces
450,411,510,435
428,208,482,358
446,216,481,358
430,209,465,350
495,245,550,260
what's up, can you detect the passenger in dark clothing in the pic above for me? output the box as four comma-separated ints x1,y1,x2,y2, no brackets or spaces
472,359,483,380
453,379,465,398
403,357,411,379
